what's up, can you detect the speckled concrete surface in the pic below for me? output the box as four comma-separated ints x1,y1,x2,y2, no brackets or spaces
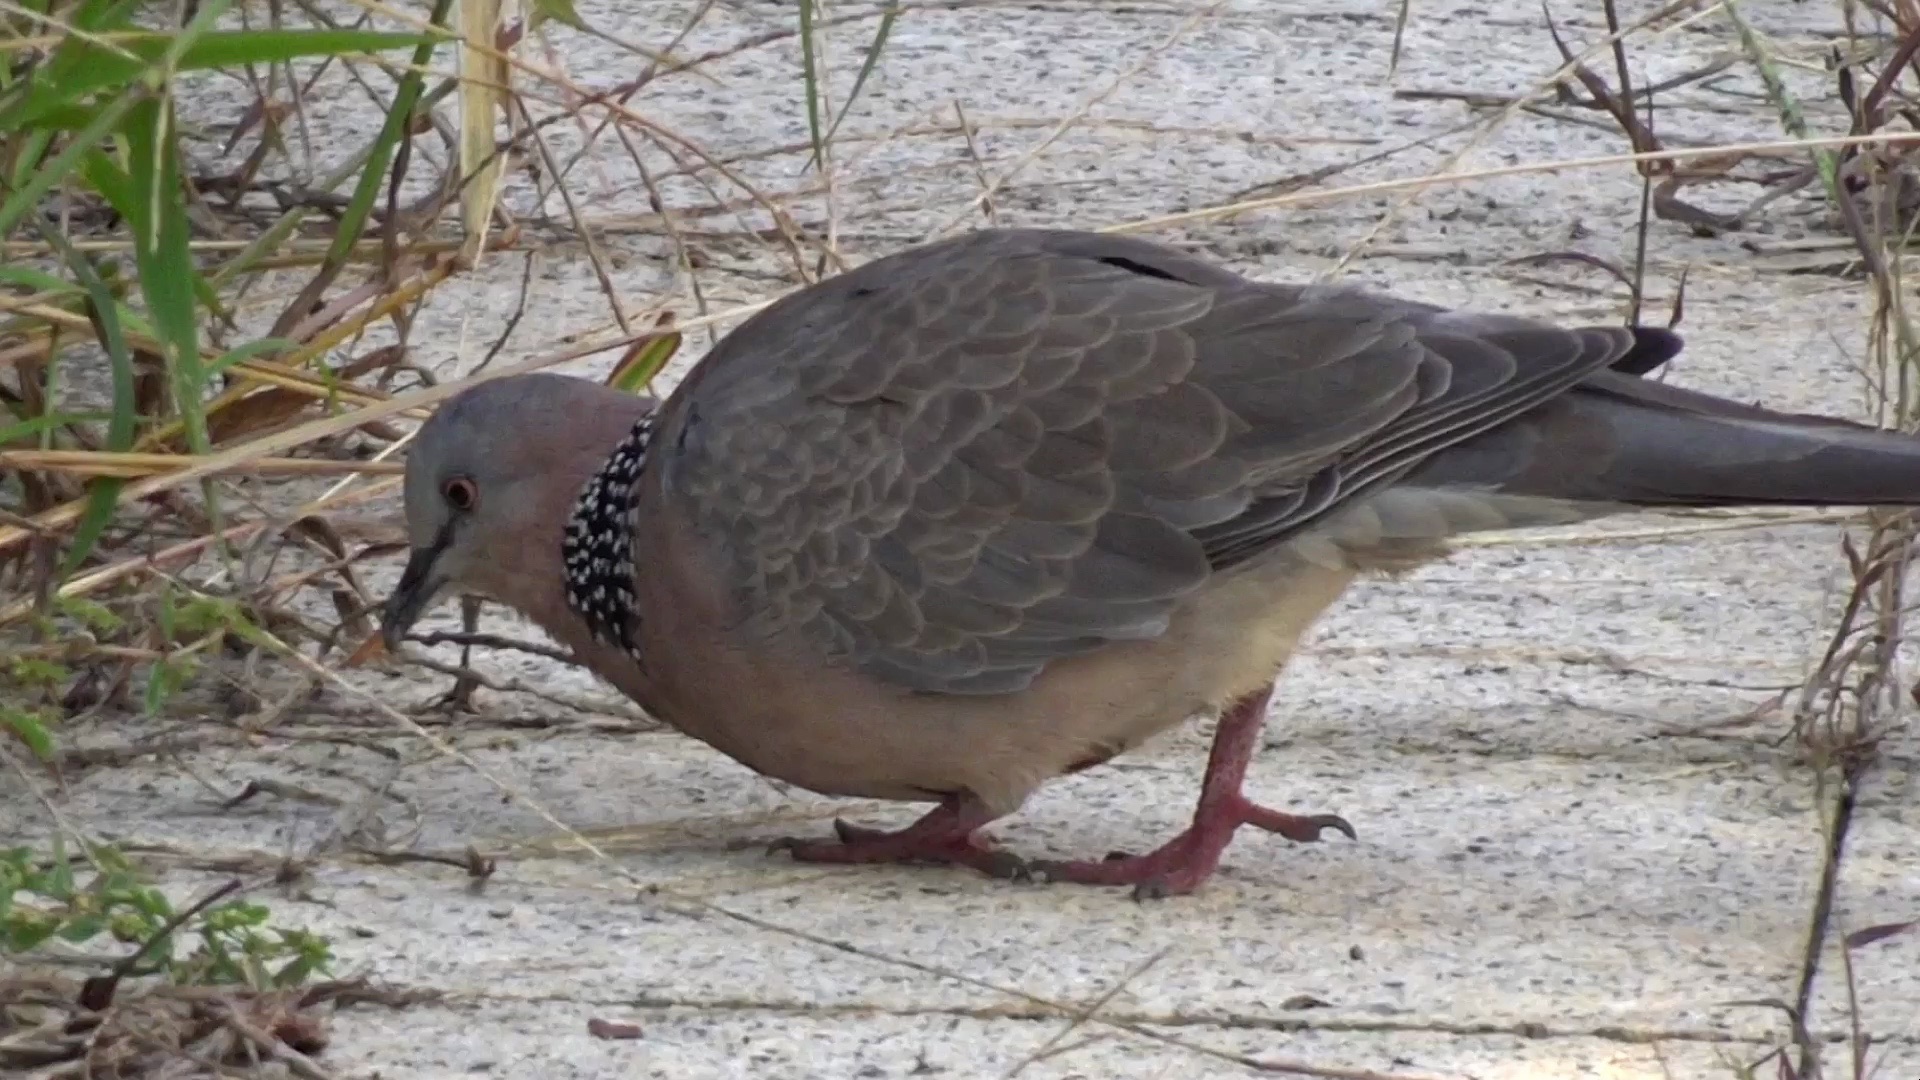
8,0,1920,1077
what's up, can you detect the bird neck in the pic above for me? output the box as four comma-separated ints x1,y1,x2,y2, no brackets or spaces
559,412,654,661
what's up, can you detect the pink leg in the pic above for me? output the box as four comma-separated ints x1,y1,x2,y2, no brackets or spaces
1034,685,1353,899
769,793,1034,881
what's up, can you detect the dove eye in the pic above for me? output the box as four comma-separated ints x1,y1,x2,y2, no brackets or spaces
442,476,478,511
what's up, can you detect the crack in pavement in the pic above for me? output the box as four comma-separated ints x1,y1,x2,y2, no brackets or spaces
405,988,1920,1048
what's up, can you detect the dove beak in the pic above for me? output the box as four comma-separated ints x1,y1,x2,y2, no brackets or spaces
380,525,453,651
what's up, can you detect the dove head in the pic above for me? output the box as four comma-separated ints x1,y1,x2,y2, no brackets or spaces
380,372,659,651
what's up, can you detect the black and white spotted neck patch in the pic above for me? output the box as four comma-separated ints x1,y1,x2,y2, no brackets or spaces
562,414,653,660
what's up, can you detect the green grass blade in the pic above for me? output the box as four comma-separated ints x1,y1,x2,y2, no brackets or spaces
7,0,168,129
797,0,826,175
1724,0,1838,198
2,709,55,762
0,258,153,339
28,221,137,580
70,0,146,33
529,0,587,32
0,412,112,442
308,0,457,281
206,337,300,379
210,79,460,291
5,31,433,131
124,96,207,455
190,266,230,327
162,0,238,62
0,265,84,294
604,330,682,394
813,3,897,168
77,142,134,212
0,90,141,235
2,129,55,192
175,28,433,67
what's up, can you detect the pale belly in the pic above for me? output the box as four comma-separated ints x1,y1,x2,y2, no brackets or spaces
627,549,1364,818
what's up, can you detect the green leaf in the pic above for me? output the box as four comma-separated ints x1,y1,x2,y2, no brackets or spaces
58,914,104,942
190,269,229,327
0,411,112,443
604,329,681,394
0,90,142,237
0,0,146,128
91,845,132,876
109,911,150,940
797,0,825,175
213,901,269,930
6,657,66,689
142,657,175,715
0,265,83,296
273,954,318,987
6,915,60,951
55,471,127,579
70,0,147,33
28,218,137,580
3,31,435,131
123,95,208,455
1,128,55,195
223,615,277,652
2,709,54,761
156,587,176,641
174,28,438,68
135,885,173,917
810,2,898,170
55,596,123,633
529,0,588,33
0,105,113,134
77,145,135,218
1723,0,1839,201
206,337,299,380
312,0,460,292
46,836,71,897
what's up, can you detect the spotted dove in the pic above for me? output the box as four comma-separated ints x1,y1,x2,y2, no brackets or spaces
380,227,1920,898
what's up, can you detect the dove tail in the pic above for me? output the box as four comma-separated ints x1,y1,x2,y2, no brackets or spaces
1587,378,1920,508
1412,368,1920,510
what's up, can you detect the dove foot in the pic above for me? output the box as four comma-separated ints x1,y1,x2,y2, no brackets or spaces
1036,683,1353,898
769,795,1034,881
1031,796,1353,898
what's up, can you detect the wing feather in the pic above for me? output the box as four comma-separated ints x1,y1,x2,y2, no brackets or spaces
653,229,1667,694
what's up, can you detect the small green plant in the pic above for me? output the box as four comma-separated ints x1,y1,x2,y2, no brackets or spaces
1,662,63,760
0,839,332,988
1,583,279,763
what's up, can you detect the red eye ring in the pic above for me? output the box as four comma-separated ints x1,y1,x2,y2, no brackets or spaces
442,476,478,511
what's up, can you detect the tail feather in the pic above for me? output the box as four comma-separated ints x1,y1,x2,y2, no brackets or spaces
1607,326,1684,377
1409,366,1920,510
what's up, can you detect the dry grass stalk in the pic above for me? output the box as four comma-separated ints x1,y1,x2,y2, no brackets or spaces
0,974,431,1080
455,0,513,264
